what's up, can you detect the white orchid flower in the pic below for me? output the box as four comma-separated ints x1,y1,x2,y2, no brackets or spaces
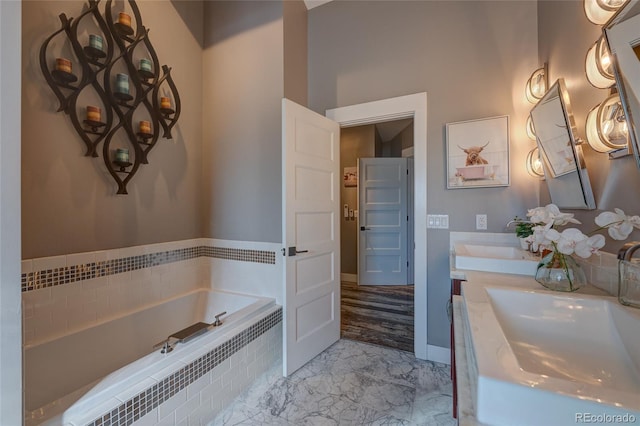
527,204,581,226
527,206,552,224
546,204,581,226
595,208,640,240
525,204,639,261
574,234,605,258
530,224,553,251
554,228,589,256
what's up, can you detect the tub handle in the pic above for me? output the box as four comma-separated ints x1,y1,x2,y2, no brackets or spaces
153,338,175,354
212,311,227,327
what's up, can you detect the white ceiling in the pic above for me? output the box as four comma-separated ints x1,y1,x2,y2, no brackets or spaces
304,0,334,10
376,118,413,142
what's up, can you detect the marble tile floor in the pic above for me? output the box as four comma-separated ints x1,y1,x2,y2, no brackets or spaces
211,339,455,426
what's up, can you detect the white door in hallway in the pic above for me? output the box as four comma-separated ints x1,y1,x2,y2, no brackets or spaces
358,158,409,285
282,98,341,376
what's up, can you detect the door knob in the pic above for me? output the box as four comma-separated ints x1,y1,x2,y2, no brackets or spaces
360,226,371,231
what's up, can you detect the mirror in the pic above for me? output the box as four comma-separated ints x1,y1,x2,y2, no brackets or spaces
529,78,597,209
605,0,640,169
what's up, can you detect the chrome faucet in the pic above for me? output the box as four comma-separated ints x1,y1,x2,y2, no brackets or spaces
505,217,530,229
618,242,640,308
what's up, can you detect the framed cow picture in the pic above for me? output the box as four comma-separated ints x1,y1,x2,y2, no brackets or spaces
446,115,510,189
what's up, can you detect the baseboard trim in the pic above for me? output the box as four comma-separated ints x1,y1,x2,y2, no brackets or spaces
427,344,451,365
340,273,357,283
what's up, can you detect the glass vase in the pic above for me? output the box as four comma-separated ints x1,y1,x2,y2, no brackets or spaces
535,250,586,292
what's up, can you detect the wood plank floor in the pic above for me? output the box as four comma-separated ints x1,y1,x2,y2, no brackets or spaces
340,281,414,352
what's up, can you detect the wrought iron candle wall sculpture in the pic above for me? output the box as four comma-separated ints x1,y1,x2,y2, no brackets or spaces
40,0,181,195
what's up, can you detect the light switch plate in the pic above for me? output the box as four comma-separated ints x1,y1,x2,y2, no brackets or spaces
427,214,449,229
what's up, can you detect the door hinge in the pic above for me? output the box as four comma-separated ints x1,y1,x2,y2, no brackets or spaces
407,261,409,267
281,248,286,256
407,215,409,221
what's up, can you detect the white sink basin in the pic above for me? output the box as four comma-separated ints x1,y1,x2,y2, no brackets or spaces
463,285,640,426
454,242,539,275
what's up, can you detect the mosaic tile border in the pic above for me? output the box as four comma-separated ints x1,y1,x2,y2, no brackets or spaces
21,246,276,293
85,308,282,426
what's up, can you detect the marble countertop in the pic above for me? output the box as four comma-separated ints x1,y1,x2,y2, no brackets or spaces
452,269,609,297
453,296,484,426
451,269,613,425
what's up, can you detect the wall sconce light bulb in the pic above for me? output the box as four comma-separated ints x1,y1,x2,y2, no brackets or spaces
585,94,629,153
584,0,624,25
526,65,548,104
526,146,545,179
585,37,615,89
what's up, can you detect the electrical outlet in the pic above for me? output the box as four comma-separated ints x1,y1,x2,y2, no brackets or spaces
476,214,487,230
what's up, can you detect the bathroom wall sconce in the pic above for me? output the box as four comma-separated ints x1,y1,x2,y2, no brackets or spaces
526,146,545,179
585,36,615,88
526,115,536,141
585,93,630,155
525,63,548,104
584,0,626,25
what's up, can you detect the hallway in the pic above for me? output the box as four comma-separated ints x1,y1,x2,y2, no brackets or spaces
341,281,414,352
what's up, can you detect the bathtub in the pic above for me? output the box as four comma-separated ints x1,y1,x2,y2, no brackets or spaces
25,288,278,426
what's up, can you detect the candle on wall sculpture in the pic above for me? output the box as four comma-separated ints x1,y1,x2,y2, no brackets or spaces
39,0,181,195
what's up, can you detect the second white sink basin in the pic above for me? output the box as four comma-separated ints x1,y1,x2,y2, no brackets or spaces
454,242,539,275
463,285,640,426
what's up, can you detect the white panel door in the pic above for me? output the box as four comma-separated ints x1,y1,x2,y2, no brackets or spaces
358,158,408,285
282,99,340,376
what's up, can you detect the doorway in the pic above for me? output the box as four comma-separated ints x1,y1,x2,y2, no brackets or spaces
339,121,415,352
327,92,435,362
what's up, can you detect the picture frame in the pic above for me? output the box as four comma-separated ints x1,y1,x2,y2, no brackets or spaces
343,166,357,187
446,115,510,189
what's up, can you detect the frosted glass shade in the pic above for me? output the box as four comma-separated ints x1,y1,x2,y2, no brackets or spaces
585,36,615,88
586,94,629,152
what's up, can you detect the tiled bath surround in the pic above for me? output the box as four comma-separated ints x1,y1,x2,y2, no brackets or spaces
85,309,282,426
22,239,282,346
22,238,284,426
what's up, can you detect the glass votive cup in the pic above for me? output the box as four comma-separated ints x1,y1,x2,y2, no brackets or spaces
86,106,101,122
55,58,72,74
115,148,129,163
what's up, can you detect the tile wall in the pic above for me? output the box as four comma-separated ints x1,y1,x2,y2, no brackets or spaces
23,238,284,425
83,308,283,426
22,239,281,346
575,251,619,296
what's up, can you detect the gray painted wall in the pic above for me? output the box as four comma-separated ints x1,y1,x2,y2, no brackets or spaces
340,125,375,275
21,1,204,258
537,1,640,251
309,0,539,348
201,0,286,244
284,0,309,107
